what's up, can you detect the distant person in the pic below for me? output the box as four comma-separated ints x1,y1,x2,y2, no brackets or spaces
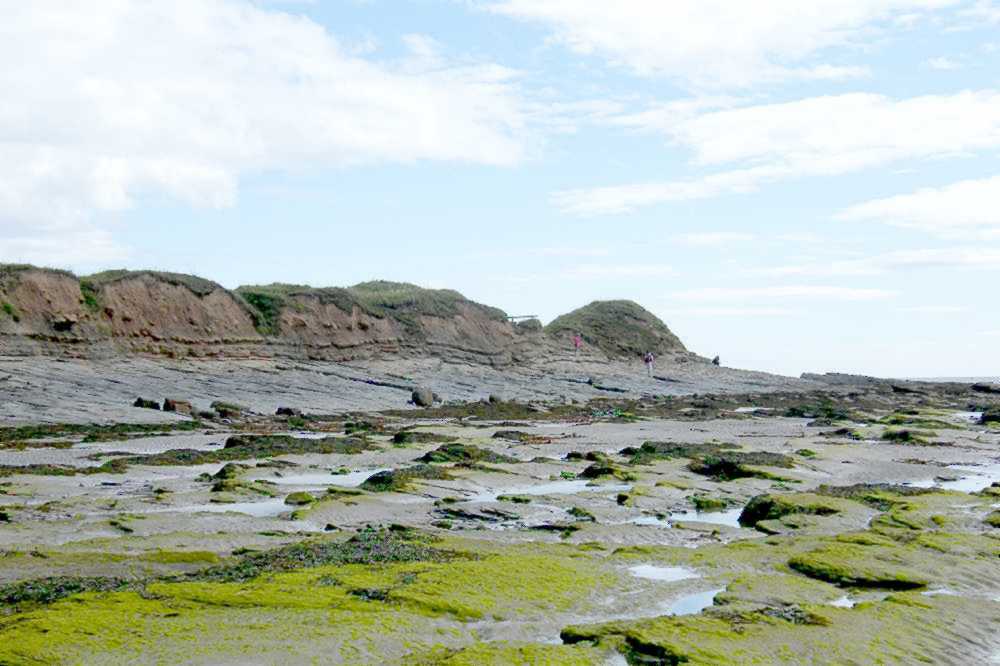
573,333,583,355
712,355,721,366
643,351,655,377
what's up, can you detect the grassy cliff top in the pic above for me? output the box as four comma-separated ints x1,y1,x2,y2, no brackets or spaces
83,270,225,297
545,300,686,358
236,280,508,336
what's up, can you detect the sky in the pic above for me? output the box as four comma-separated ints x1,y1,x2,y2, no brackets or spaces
2,0,999,378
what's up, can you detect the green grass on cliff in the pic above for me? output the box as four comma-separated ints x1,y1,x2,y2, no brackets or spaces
236,281,507,337
546,300,686,358
84,270,224,297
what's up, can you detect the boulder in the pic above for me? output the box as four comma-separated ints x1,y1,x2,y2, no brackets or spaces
411,388,434,407
284,491,316,506
133,397,160,410
210,401,245,418
163,399,193,415
276,406,302,417
52,314,77,332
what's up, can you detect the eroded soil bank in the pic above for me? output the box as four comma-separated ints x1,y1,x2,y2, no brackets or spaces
0,380,998,664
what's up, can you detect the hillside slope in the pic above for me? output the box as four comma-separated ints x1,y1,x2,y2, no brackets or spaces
0,265,696,366
546,300,687,359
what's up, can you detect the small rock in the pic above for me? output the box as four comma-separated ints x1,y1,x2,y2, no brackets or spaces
411,388,434,407
488,394,503,404
284,491,316,506
52,314,77,332
276,406,302,417
163,399,193,415
133,397,160,410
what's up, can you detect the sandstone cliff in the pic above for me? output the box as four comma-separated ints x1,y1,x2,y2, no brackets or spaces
0,265,695,365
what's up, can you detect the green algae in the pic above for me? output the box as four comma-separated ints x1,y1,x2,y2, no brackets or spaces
814,483,931,511
283,491,316,506
0,534,620,664
579,461,636,481
393,430,457,446
0,421,203,444
403,641,606,665
108,434,377,469
738,494,844,529
788,542,929,589
418,443,518,465
880,428,940,445
0,576,133,608
361,465,453,492
141,550,220,565
691,495,730,512
561,592,991,665
688,452,795,481
623,440,739,465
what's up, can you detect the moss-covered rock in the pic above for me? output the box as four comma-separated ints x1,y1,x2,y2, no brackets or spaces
418,443,518,465
623,441,739,465
738,494,842,529
284,492,316,506
360,465,453,492
688,452,794,481
788,543,929,589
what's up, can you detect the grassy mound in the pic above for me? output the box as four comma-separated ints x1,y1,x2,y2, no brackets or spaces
545,300,686,358
236,280,507,336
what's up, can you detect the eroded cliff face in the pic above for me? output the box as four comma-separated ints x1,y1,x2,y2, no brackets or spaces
0,268,262,358
0,268,540,364
0,266,693,366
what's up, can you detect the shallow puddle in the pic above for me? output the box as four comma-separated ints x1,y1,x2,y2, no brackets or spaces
830,595,855,608
468,480,632,503
629,565,699,582
164,497,293,517
270,469,389,487
907,463,1000,493
667,507,743,528
661,587,725,616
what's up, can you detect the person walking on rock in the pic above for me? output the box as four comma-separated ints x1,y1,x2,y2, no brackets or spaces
573,333,583,355
643,351,655,377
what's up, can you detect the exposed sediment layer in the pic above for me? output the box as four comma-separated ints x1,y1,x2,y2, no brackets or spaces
0,265,692,366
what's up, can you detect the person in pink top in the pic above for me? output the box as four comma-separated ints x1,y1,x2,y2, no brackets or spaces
643,351,655,377
573,333,583,355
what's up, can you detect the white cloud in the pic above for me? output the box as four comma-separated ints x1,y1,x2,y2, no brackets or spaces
897,305,969,313
672,286,896,302
761,247,1000,276
0,1,530,265
838,175,1000,232
563,264,674,279
926,55,962,69
0,229,130,268
489,0,957,87
660,306,799,317
555,91,1000,214
674,232,756,246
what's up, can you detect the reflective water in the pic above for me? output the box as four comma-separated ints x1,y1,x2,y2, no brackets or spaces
667,508,743,528
907,463,1000,493
165,497,292,517
629,565,699,582
829,595,855,608
270,469,389,487
661,588,724,616
469,480,632,503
